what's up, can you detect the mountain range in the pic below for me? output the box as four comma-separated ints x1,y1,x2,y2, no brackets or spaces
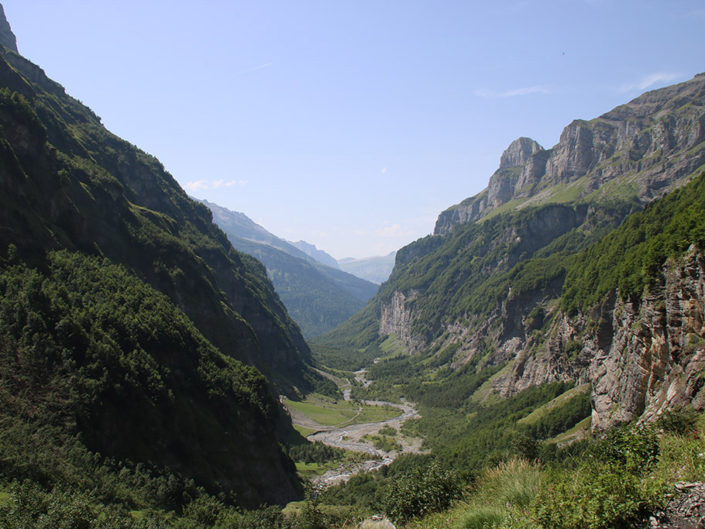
2,1,705,525
317,71,705,431
338,252,397,285
201,199,379,337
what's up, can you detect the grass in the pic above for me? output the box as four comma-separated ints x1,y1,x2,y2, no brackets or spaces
363,434,403,452
408,411,705,529
295,450,373,481
408,459,542,529
295,461,326,475
284,394,401,428
469,361,514,404
379,334,408,357
518,384,590,426
550,416,592,446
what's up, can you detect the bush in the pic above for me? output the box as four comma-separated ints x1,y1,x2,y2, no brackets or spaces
657,407,699,435
532,463,662,529
381,463,462,525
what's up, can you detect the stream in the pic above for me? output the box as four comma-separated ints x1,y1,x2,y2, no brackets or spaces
293,367,424,489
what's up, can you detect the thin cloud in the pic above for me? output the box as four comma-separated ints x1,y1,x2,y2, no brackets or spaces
376,223,418,238
234,62,272,76
184,179,248,192
618,72,680,93
474,85,551,98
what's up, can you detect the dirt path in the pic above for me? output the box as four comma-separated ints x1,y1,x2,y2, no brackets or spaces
295,367,424,488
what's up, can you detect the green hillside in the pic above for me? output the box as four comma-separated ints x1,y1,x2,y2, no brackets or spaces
203,200,378,337
0,28,312,512
0,250,300,508
0,50,311,391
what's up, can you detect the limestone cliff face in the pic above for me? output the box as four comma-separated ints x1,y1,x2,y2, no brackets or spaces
435,73,705,235
495,249,705,430
379,290,424,353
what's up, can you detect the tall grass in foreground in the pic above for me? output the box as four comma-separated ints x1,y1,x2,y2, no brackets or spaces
407,459,542,529
410,409,705,529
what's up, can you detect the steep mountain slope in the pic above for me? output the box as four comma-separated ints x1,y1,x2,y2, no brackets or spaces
202,200,378,337
0,44,313,390
291,239,340,269
436,73,705,234
0,13,306,506
317,73,705,428
0,251,300,507
338,252,397,284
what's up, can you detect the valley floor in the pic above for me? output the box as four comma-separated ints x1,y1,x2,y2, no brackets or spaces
284,368,425,488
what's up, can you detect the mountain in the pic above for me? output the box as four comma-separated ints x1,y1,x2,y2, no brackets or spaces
0,4,16,53
201,200,378,337
290,239,340,269
316,73,705,431
0,11,307,508
338,252,397,284
436,73,705,234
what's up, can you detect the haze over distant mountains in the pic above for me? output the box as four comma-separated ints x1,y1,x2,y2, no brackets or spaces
288,238,397,285
201,200,380,337
338,253,396,285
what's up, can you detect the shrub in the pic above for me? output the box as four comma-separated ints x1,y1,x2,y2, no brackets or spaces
382,463,462,525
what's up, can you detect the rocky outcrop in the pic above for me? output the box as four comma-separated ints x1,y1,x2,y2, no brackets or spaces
379,290,424,354
589,249,705,430
435,73,705,235
496,249,705,431
0,4,17,53
645,482,705,529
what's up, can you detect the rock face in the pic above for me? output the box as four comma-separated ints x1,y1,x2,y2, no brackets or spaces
493,249,705,430
589,250,705,429
379,290,424,353
435,73,705,235
364,74,705,434
646,482,705,529
0,4,17,53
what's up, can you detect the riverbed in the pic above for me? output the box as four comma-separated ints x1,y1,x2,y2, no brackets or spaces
292,367,425,488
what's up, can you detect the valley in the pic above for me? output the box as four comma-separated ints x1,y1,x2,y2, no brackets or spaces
0,3,704,529
285,367,424,488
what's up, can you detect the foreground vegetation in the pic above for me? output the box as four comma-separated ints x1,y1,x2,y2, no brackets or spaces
409,409,704,529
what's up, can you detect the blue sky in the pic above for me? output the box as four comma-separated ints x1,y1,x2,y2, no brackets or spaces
3,1,704,258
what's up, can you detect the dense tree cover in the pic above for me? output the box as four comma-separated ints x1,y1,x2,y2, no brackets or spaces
314,198,637,368
321,377,591,517
0,48,313,392
0,250,301,507
227,236,376,338
562,170,705,313
288,442,345,465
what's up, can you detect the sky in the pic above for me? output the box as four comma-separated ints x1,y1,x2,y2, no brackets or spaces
3,1,704,259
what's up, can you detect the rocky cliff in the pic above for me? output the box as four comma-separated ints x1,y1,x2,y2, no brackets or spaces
329,74,705,435
0,4,16,53
435,73,705,235
494,247,705,431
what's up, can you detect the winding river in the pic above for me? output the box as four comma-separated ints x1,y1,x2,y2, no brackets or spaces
291,368,424,488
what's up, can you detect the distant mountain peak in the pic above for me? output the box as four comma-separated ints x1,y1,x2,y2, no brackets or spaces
499,137,544,169
290,240,340,269
0,4,18,53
